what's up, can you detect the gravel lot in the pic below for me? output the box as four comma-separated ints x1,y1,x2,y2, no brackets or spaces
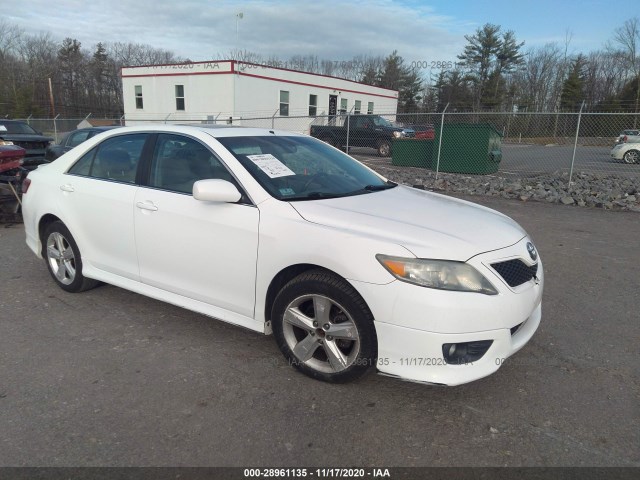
0,196,638,467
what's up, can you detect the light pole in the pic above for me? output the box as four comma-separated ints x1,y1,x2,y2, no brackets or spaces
236,12,243,48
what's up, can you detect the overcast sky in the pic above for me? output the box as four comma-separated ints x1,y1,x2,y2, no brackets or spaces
5,0,617,65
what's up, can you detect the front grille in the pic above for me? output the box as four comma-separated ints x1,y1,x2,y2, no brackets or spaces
510,322,524,336
491,259,538,287
13,141,46,150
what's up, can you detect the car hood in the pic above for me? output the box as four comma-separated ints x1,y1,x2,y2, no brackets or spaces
0,134,54,143
290,185,527,260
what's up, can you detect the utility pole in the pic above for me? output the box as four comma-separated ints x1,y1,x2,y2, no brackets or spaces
48,77,56,117
236,12,244,48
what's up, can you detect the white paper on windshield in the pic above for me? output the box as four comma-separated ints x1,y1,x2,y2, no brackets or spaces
0,126,7,132
247,154,295,178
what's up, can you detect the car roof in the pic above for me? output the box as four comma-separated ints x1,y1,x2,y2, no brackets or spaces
109,124,304,138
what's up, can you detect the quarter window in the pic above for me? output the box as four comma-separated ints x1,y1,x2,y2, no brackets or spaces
308,94,317,116
175,85,185,111
279,91,289,116
135,85,143,109
148,134,236,194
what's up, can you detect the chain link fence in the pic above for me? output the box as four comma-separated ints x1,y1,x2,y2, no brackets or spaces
13,111,640,182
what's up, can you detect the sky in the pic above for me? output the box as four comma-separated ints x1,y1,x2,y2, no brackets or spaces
4,0,621,67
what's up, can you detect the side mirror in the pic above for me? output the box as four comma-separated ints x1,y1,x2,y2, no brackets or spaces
193,179,242,203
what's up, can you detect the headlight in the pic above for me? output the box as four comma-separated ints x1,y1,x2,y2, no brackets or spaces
376,254,498,295
392,131,402,138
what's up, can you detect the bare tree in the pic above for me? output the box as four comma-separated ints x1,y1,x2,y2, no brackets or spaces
612,17,640,123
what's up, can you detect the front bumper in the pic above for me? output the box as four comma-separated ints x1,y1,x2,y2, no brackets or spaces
351,237,543,386
373,302,540,386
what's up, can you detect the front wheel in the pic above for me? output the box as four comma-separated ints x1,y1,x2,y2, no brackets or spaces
377,139,391,157
623,149,639,164
272,270,377,383
43,221,99,293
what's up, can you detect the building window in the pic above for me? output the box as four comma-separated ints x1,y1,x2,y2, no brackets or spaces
367,102,374,114
308,94,317,116
135,85,143,109
279,90,289,116
340,98,348,113
354,100,361,114
175,85,185,111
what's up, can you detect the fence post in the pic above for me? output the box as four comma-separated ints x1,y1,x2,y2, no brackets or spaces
164,113,172,124
435,103,449,180
569,101,585,184
271,109,279,129
27,114,32,125
53,114,60,143
119,114,125,126
345,105,355,154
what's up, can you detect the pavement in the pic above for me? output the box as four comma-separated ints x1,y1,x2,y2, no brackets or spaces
0,196,638,467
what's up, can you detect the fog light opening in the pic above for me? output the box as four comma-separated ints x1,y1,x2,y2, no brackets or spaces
442,340,493,365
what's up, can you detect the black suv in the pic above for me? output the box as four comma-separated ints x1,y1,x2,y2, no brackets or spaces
0,120,54,169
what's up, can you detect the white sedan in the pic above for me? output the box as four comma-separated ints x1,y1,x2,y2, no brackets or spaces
610,141,640,164
22,125,543,386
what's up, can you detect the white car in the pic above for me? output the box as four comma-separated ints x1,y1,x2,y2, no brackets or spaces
611,141,640,164
22,125,543,386
614,129,640,145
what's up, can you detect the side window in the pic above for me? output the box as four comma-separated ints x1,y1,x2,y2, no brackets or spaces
68,147,97,176
90,134,148,184
67,130,91,148
149,134,235,194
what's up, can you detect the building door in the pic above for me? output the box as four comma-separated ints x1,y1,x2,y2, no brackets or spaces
328,95,337,124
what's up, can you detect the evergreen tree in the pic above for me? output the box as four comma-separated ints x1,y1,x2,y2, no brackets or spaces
457,23,524,110
560,55,586,111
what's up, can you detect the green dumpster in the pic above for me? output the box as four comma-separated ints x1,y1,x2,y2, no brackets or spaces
434,123,503,174
391,138,434,168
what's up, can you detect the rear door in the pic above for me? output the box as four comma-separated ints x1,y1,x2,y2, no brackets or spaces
60,132,151,281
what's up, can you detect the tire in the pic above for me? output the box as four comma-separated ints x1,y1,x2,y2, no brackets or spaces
43,221,99,293
377,139,391,157
272,269,377,383
623,149,639,164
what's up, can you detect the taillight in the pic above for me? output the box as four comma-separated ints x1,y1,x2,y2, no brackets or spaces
22,177,31,194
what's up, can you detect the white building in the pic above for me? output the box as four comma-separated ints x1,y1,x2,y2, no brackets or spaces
121,60,399,131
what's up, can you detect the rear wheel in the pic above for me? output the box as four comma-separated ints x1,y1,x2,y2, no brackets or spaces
43,221,99,293
623,149,639,164
272,270,377,383
377,139,391,157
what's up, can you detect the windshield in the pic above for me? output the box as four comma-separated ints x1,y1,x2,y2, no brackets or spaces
371,116,393,127
217,135,395,201
0,122,38,135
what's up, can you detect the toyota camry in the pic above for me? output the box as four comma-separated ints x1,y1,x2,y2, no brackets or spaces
22,125,543,386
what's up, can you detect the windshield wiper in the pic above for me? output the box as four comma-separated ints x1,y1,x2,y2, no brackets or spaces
286,191,343,201
363,182,397,191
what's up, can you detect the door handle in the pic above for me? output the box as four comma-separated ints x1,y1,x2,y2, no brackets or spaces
59,184,75,192
136,201,158,212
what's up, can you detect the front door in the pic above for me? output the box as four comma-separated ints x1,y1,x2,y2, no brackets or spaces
328,95,337,124
133,133,259,319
